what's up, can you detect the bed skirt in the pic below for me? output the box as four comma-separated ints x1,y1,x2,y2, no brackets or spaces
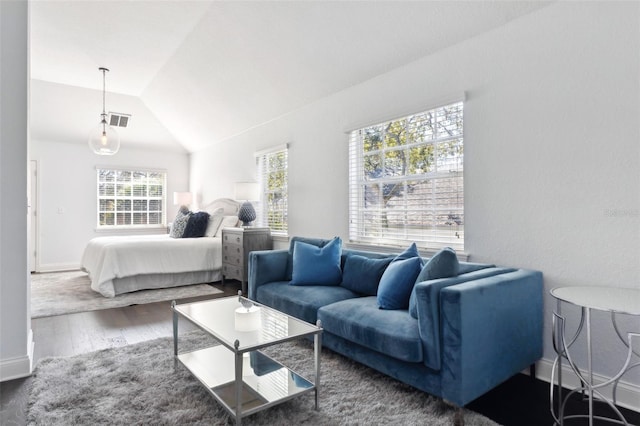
112,270,222,296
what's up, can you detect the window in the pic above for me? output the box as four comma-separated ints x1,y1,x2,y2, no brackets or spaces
348,101,464,251
256,145,288,234
96,168,167,228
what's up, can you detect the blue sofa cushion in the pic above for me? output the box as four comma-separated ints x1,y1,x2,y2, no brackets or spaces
394,242,420,260
377,243,423,310
318,297,423,363
256,281,358,324
290,237,342,286
409,247,460,318
340,254,393,296
285,237,334,280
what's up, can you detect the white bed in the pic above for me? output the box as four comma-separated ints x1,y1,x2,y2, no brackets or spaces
81,198,239,297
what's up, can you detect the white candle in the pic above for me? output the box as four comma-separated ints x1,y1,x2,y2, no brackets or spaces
234,306,261,332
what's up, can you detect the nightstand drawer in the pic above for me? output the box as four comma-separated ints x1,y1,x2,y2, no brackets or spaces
223,250,243,265
222,264,242,280
221,227,272,295
223,232,243,245
223,244,243,261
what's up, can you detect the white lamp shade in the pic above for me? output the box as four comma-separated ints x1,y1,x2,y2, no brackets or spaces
173,191,193,206
235,182,259,201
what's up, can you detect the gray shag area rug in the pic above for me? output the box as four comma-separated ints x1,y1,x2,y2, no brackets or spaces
27,330,499,425
31,271,222,318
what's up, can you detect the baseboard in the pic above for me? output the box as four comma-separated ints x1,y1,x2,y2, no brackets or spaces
534,357,640,414
37,262,80,273
0,329,34,382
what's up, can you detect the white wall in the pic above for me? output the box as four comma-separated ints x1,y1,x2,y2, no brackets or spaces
30,79,187,154
30,139,190,271
0,0,32,381
191,2,640,407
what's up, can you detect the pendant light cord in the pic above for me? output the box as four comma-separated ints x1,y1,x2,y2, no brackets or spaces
99,67,109,123
102,68,106,117
90,66,119,155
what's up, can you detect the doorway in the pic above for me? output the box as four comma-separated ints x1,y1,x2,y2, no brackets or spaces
29,160,38,272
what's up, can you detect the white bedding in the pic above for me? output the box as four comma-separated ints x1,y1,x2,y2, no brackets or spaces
81,234,222,297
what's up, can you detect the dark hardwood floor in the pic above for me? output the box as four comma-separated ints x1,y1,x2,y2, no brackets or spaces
0,280,241,426
2,280,638,425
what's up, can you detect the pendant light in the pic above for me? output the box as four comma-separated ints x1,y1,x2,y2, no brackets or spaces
88,67,120,155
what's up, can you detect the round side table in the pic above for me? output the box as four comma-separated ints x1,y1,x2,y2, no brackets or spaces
550,286,640,426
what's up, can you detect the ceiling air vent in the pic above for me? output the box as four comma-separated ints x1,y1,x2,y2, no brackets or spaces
108,112,131,128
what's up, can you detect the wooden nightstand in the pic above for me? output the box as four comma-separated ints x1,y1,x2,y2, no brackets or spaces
221,227,272,295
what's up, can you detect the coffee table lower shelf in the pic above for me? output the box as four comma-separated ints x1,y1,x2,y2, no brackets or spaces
177,345,316,421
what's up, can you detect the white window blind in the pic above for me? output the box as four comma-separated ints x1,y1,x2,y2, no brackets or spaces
96,168,167,228
256,145,288,234
348,101,464,251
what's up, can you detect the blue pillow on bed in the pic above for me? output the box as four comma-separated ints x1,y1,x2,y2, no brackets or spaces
182,211,210,238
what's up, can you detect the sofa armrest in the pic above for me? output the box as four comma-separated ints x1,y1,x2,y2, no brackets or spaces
248,249,289,300
414,267,516,371
438,269,543,406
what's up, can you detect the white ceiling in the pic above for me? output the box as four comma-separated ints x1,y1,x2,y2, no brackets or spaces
30,0,212,96
30,0,551,153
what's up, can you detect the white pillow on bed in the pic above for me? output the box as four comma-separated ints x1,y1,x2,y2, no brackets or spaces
215,215,240,237
204,207,225,237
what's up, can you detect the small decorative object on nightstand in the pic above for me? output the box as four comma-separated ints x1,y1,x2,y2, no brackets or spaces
222,227,272,295
237,202,256,226
235,182,259,226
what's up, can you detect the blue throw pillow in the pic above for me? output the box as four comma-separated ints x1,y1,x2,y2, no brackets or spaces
285,237,334,280
377,243,424,310
409,247,460,318
395,242,420,261
182,211,210,238
340,255,394,296
290,237,342,286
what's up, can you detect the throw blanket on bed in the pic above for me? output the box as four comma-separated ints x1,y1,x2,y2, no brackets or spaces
81,234,222,297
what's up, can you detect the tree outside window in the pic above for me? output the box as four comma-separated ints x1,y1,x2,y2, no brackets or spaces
349,102,464,250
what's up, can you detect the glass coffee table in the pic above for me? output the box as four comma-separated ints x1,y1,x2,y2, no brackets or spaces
172,293,322,425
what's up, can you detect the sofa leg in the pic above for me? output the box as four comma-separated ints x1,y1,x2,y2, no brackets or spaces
453,407,465,426
530,363,536,382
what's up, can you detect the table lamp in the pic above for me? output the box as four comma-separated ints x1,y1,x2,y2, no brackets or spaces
173,192,193,210
235,182,259,226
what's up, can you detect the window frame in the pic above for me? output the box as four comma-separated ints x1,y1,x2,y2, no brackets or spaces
95,166,167,230
348,101,464,251
256,144,288,236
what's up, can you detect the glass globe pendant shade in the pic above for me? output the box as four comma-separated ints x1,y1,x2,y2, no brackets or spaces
89,117,120,155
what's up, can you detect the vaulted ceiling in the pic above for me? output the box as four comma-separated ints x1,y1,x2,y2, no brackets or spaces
30,1,551,153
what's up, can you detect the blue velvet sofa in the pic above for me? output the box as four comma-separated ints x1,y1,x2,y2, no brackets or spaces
248,237,543,407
